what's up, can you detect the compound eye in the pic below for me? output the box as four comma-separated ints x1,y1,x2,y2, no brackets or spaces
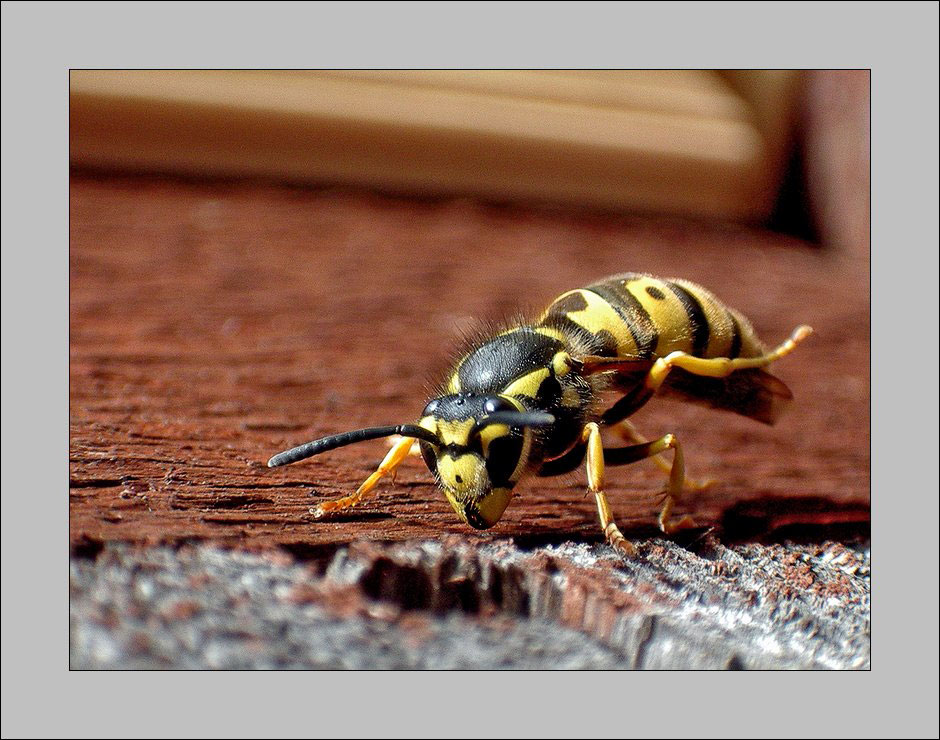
422,398,441,417
483,396,515,415
419,440,438,477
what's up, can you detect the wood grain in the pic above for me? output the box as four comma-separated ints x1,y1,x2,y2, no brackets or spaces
69,173,870,552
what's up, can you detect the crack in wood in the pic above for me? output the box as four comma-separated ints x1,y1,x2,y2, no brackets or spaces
199,514,299,525
69,478,124,488
306,536,869,669
721,496,870,544
632,615,657,669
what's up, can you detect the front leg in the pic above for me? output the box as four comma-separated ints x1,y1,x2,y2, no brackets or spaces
311,435,415,518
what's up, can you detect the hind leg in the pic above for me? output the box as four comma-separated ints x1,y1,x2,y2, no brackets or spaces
610,420,715,492
645,325,813,393
640,432,697,535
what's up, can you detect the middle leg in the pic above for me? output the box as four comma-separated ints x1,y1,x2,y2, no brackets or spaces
582,422,635,556
582,424,699,553
609,419,715,492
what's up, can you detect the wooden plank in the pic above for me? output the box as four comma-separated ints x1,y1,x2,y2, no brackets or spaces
69,173,869,552
69,70,789,220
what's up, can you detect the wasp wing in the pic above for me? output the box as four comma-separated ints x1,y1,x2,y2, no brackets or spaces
656,367,794,425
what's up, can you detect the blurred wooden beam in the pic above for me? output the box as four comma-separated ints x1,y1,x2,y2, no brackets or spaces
70,70,799,220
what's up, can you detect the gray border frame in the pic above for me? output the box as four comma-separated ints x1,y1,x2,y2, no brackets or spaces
3,1,938,738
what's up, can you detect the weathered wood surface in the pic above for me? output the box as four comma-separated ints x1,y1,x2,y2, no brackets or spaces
69,173,869,668
71,537,870,669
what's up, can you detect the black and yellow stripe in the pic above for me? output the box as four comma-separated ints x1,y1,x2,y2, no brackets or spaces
541,274,764,362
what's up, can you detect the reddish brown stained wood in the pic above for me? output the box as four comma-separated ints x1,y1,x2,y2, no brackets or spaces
69,173,870,550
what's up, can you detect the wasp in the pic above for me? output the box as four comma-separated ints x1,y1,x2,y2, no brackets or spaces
269,273,812,555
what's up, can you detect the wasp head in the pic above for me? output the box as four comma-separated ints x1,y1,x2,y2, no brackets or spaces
416,393,553,529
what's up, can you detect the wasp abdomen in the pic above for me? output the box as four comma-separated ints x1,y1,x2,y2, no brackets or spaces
542,273,765,361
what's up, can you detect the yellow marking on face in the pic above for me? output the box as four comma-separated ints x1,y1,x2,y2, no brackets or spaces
447,373,461,393
502,368,550,399
554,289,639,357
437,453,484,493
501,395,526,413
443,488,466,523
418,416,437,434
479,422,510,457
478,395,531,482
511,428,533,483
622,276,694,356
436,419,475,446
486,425,533,481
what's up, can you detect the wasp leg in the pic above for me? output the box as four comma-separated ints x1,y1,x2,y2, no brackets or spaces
600,431,696,535
645,325,813,393
386,434,422,456
384,434,421,483
582,422,636,556
646,433,696,535
610,420,715,492
311,435,415,518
